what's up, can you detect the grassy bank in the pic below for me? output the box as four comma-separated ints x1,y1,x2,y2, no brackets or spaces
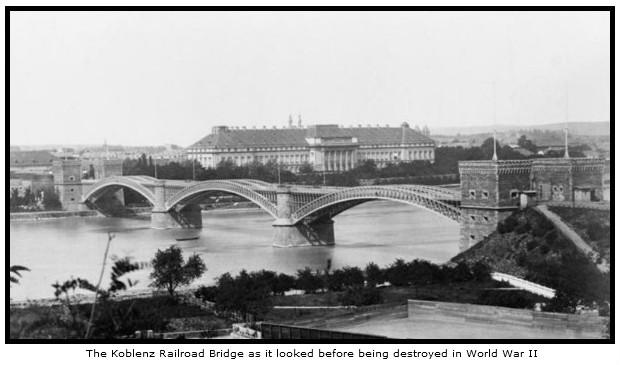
453,208,610,311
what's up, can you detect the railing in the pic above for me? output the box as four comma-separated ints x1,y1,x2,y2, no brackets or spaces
82,176,158,206
165,180,279,217
291,185,462,223
491,272,556,299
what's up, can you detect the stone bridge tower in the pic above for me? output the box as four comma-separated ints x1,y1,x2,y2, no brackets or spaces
52,159,84,211
458,160,532,251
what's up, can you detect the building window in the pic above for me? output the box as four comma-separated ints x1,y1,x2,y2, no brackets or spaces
70,188,74,192
482,190,489,199
470,215,476,221
510,190,519,199
469,235,475,240
469,190,476,198
483,216,489,222
69,176,75,181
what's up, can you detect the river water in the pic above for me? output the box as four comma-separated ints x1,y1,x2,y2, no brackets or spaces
9,201,459,300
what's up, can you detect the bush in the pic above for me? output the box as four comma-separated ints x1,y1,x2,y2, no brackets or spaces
526,239,539,251
498,216,519,234
273,273,296,296
195,285,219,302
385,259,410,286
476,290,537,309
295,267,324,294
446,262,474,282
471,261,491,281
515,221,531,234
364,262,384,288
339,286,384,306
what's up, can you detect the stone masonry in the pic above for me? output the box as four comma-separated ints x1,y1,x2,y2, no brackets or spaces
459,158,605,251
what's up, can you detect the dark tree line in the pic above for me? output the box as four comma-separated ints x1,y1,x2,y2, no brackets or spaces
120,138,587,188
10,188,62,212
195,259,492,320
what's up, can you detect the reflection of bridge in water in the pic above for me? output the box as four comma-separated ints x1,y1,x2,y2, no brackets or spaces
80,176,462,247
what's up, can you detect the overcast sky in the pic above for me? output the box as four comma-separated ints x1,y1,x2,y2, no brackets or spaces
9,11,610,146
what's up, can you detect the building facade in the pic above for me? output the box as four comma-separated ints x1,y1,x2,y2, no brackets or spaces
458,157,605,251
187,123,435,172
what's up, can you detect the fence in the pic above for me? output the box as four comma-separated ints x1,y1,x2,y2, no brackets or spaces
407,300,607,339
491,272,556,299
261,323,386,340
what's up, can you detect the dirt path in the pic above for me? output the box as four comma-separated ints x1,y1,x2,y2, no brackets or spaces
535,205,609,273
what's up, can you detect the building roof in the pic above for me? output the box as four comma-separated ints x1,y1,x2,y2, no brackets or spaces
189,125,434,149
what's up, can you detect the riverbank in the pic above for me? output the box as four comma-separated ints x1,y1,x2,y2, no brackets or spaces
9,210,102,221
9,204,265,222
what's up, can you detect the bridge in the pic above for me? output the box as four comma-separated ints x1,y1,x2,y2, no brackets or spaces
53,157,605,250
79,176,461,247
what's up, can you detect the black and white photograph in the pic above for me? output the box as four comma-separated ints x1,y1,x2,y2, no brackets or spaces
7,7,612,345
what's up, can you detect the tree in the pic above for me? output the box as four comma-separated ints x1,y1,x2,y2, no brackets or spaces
364,262,384,288
298,162,315,174
385,258,410,286
42,190,62,211
213,271,273,321
517,135,537,152
9,265,29,285
295,267,324,294
150,245,206,296
273,273,296,296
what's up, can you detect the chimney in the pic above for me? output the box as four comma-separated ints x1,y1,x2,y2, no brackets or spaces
298,114,302,128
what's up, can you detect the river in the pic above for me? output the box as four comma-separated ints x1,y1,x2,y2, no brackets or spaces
9,201,460,300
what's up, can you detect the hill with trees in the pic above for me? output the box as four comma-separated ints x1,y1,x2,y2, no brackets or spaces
452,208,610,314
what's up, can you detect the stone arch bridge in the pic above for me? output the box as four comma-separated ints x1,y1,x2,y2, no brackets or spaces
80,176,461,247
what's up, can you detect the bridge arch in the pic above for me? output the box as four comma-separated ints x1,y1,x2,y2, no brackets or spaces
82,176,158,206
290,185,461,225
165,180,279,218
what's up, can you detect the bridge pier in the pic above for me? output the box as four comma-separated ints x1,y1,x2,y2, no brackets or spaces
151,205,203,229
272,186,335,246
273,219,335,247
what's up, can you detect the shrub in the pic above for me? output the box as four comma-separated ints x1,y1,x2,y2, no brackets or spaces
498,216,519,234
339,286,384,306
476,290,537,309
295,267,324,294
447,262,474,282
385,259,410,286
195,285,219,302
526,239,539,251
364,262,384,288
515,221,531,234
471,261,491,281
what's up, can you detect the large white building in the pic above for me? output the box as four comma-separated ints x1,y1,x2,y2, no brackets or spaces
187,122,435,172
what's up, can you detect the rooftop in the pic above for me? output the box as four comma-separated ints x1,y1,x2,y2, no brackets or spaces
189,124,434,149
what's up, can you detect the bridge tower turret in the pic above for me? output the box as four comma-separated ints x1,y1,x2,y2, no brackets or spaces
52,159,85,211
458,160,531,251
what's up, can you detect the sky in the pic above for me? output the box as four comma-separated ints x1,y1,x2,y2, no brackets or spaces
9,11,611,146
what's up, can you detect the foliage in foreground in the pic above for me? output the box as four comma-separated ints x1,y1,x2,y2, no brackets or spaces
150,245,207,296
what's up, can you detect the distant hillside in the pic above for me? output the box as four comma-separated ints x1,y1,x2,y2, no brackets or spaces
434,121,610,137
452,208,609,307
